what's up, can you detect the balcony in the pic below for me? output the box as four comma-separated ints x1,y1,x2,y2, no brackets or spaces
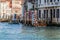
38,2,60,8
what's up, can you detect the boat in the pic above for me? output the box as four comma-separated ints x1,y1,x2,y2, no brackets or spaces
9,14,19,24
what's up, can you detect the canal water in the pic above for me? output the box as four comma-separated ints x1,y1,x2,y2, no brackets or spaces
0,22,60,40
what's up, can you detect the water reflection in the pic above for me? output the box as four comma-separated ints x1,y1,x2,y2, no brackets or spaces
0,22,60,40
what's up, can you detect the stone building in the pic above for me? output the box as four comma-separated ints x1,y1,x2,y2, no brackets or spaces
23,0,33,24
0,0,24,21
0,0,12,19
34,0,60,24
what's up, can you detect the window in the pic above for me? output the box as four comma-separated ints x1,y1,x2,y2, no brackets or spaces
57,0,59,2
40,0,41,4
54,0,56,2
47,0,49,2
44,10,46,18
44,0,49,3
46,10,48,18
53,9,55,18
44,10,48,18
56,9,59,18
35,0,38,7
50,9,52,18
50,0,52,2
14,14,16,19
44,0,46,3
39,10,41,18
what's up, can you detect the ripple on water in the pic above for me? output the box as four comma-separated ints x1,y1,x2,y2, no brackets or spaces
0,23,60,40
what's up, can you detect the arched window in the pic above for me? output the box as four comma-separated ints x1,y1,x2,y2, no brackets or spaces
39,0,41,4
44,0,46,3
56,9,59,18
44,10,46,18
44,10,48,18
53,9,55,18
58,0,59,2
50,0,52,2
39,10,41,18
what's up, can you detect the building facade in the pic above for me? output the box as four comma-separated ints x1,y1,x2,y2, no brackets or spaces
34,0,60,24
23,0,33,24
0,0,12,19
0,0,24,21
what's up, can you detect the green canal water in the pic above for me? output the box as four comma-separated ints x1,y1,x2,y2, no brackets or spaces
0,22,60,40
